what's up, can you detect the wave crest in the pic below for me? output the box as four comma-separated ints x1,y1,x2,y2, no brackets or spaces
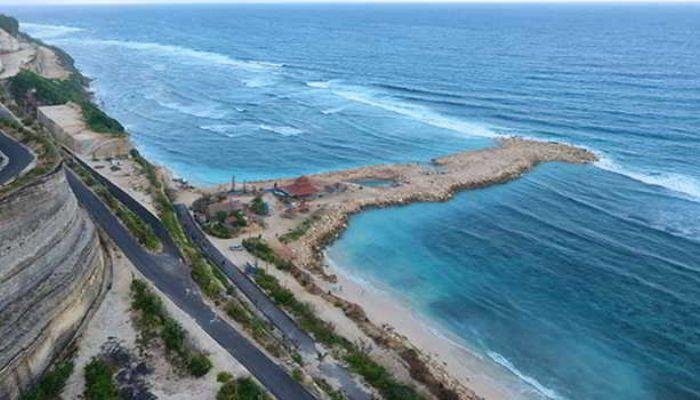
54,38,281,73
20,22,84,39
487,351,565,400
309,80,500,139
596,156,700,202
259,124,304,136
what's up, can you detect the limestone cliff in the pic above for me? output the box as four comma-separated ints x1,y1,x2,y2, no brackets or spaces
0,165,109,399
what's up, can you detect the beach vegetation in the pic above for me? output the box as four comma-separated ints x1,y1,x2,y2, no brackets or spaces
217,371,234,383
8,70,125,135
130,279,212,377
83,358,119,400
19,360,74,400
243,238,293,271
252,267,426,400
279,213,320,243
216,376,271,400
250,196,269,215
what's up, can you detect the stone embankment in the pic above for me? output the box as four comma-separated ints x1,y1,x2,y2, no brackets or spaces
0,166,110,399
284,138,597,272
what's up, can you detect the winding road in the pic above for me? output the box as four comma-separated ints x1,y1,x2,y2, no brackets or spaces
65,168,317,400
65,147,371,400
0,130,33,186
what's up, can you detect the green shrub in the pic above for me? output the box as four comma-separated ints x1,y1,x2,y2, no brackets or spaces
217,377,271,400
19,361,74,400
188,353,213,377
205,221,232,239
8,71,124,134
279,214,320,243
243,238,292,271
250,196,268,216
130,279,212,378
0,15,19,36
292,368,304,382
80,101,124,134
161,319,185,354
217,371,234,383
344,349,421,400
84,359,119,400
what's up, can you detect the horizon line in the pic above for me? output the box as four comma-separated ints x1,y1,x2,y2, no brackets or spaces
4,0,700,5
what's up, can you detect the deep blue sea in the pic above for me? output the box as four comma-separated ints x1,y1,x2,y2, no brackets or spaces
9,4,700,399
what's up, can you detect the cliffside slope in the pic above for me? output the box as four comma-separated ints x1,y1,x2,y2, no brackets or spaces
0,165,110,399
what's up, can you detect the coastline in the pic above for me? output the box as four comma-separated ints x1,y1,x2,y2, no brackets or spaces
8,19,598,399
324,247,568,400
184,137,596,399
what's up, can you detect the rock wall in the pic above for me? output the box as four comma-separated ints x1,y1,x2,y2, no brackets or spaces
0,166,109,399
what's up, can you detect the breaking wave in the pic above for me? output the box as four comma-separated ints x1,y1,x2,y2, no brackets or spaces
259,124,304,136
596,156,700,202
307,80,500,139
20,22,84,39
487,352,565,400
53,38,282,72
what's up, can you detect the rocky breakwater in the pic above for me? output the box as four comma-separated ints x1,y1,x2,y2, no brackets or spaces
292,138,597,273
0,165,109,399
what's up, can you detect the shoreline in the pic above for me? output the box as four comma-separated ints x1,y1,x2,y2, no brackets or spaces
182,137,596,399
324,249,553,400
10,20,596,399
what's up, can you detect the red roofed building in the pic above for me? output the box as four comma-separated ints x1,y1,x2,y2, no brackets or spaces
281,176,320,199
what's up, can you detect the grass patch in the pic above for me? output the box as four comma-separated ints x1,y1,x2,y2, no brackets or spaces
84,358,119,400
242,238,293,271
217,376,271,400
279,214,320,244
19,361,73,400
130,279,212,377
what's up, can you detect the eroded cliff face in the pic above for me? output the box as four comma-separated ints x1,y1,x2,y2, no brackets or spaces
0,166,109,399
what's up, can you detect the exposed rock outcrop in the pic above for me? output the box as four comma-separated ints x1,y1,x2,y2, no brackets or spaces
0,166,109,399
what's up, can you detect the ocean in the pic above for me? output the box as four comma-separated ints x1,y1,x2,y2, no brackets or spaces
9,4,700,399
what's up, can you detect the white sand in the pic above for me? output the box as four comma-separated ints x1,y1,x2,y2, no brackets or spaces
63,244,248,399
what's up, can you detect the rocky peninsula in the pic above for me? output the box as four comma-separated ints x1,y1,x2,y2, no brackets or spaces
181,137,596,399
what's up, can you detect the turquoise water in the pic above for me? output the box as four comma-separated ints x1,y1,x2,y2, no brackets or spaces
11,4,700,399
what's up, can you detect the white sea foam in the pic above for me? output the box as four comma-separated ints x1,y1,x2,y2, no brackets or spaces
487,352,566,400
148,95,226,120
20,22,84,39
596,156,700,202
55,38,281,73
259,124,304,136
321,106,345,115
200,124,237,135
309,81,500,139
306,80,332,89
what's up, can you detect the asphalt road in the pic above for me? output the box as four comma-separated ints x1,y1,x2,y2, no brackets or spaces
68,153,370,400
0,130,33,186
175,204,318,353
176,205,373,400
65,150,182,258
65,168,317,400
